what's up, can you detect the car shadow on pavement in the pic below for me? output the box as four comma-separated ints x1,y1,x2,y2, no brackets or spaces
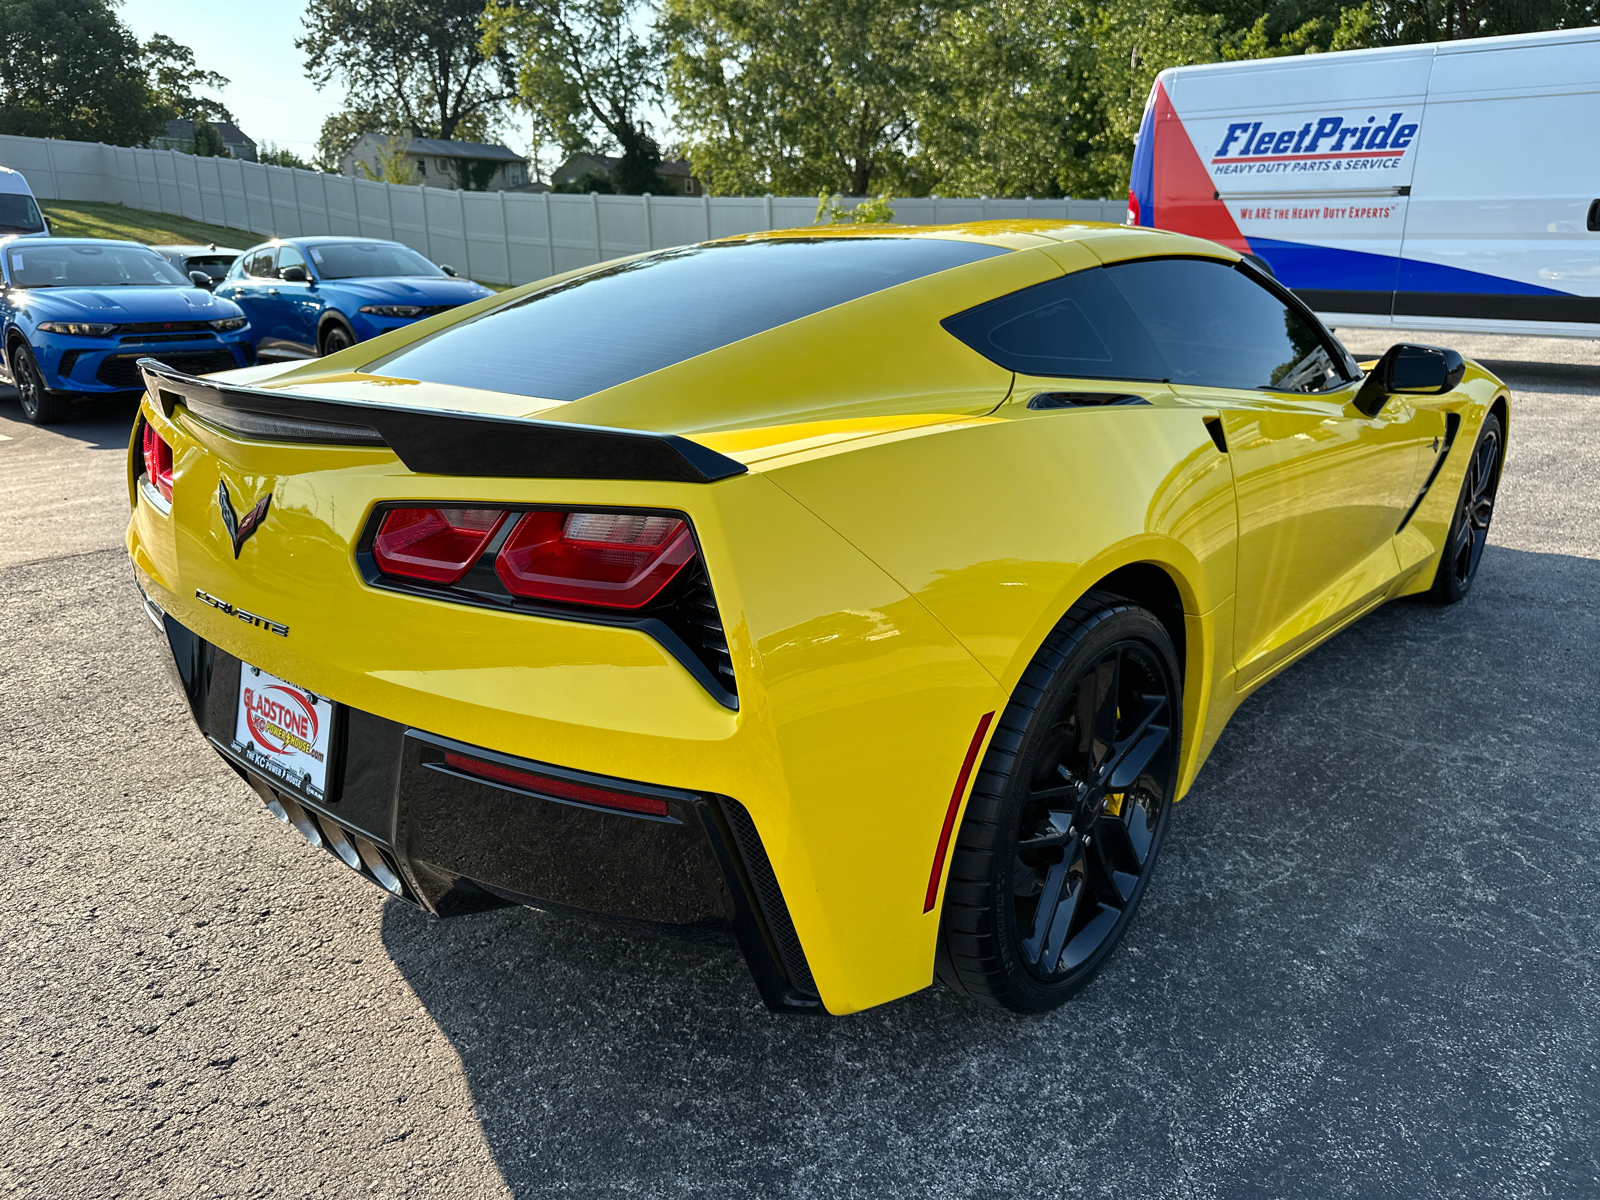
378,544,1600,1198
0,387,141,449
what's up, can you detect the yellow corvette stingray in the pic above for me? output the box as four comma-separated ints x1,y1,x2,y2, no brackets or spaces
126,221,1508,1015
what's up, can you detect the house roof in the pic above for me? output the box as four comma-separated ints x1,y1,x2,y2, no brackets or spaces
554,152,697,181
163,118,255,148
402,137,526,163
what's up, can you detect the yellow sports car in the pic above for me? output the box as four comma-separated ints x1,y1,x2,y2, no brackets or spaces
127,221,1508,1015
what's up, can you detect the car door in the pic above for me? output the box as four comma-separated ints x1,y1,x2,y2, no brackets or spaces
217,247,283,351
1103,255,1436,682
271,244,321,356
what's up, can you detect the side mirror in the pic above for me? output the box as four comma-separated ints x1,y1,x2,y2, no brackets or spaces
1353,343,1465,416
280,265,310,283
439,264,458,277
188,270,214,291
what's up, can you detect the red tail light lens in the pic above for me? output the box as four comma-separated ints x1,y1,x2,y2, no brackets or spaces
140,421,173,503
495,510,696,609
373,507,506,583
443,751,670,817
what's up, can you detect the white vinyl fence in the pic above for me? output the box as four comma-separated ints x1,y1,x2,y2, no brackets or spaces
0,133,1124,288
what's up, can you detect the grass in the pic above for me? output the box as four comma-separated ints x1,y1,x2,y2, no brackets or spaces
40,201,264,248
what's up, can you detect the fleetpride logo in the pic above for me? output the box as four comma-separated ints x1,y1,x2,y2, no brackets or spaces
1212,112,1419,163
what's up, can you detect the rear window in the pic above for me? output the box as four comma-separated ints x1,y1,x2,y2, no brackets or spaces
370,237,1007,401
0,193,44,235
182,254,237,282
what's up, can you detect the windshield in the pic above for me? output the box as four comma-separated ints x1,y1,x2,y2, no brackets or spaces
370,237,1006,401
0,193,44,235
307,242,443,280
7,243,190,288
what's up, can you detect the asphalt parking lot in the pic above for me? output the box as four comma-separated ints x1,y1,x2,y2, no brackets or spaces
2,330,1596,1199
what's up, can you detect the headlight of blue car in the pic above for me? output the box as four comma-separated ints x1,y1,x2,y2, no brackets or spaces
359,305,426,317
209,317,249,331
37,321,116,336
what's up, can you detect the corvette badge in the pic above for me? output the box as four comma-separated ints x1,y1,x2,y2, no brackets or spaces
218,479,271,558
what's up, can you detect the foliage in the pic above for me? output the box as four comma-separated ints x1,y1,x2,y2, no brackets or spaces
552,166,618,193
258,143,320,171
299,0,517,167
482,0,666,194
816,192,895,223
190,120,228,157
448,155,504,190
661,0,942,197
40,199,264,246
142,32,233,124
350,134,423,184
0,0,165,145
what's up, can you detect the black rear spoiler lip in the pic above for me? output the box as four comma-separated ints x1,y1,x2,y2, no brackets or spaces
137,359,748,485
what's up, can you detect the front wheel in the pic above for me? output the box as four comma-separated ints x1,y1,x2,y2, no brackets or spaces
11,343,70,424
938,591,1181,1012
319,321,355,357
1426,411,1503,605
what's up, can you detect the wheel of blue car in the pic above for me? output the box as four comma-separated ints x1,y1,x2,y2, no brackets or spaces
1427,411,1504,605
10,342,69,424
938,591,1181,1012
320,320,354,357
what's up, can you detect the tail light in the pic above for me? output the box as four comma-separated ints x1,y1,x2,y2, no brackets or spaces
141,421,174,503
372,507,506,583
495,510,696,609
443,751,670,817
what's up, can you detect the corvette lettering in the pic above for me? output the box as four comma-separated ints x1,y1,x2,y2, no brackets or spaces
1212,112,1418,163
194,588,289,637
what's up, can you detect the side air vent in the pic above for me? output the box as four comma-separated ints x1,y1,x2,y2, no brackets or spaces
1029,392,1149,409
719,796,819,1000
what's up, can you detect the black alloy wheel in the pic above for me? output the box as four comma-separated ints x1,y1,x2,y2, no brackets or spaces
320,322,354,356
938,591,1181,1012
11,342,69,424
1427,411,1503,605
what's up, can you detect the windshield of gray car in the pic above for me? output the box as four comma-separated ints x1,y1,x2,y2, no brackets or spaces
368,237,1007,401
0,194,44,235
6,243,190,288
307,242,444,279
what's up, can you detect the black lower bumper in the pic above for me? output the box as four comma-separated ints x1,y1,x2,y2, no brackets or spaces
149,601,822,1013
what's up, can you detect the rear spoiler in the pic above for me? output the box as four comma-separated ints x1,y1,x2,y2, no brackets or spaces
138,360,747,485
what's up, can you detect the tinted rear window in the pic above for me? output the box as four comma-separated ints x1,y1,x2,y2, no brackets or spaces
940,268,1166,381
944,256,1350,392
370,238,1007,400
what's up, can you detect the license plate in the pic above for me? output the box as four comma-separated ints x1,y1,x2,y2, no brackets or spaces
234,664,335,801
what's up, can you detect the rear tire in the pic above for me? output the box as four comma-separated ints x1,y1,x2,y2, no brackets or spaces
1426,412,1503,605
11,343,70,424
937,590,1181,1012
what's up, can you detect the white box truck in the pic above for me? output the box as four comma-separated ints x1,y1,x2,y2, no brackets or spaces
1128,26,1600,338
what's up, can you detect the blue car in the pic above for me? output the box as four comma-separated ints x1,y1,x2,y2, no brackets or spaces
214,237,493,359
1,237,254,424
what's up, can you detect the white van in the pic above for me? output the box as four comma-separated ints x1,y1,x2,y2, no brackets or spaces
1128,27,1600,338
0,166,48,239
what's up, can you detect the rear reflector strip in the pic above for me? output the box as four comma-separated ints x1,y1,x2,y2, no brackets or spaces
923,711,995,914
442,751,671,818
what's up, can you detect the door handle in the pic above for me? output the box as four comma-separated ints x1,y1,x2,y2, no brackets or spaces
267,288,281,295
1588,199,1600,232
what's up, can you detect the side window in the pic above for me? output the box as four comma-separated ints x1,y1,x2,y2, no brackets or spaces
275,245,308,278
941,268,1167,381
1105,257,1349,393
244,248,275,278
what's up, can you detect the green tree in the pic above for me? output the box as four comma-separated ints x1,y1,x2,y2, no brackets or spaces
0,0,164,144
190,119,227,157
662,0,943,196
481,0,666,194
142,32,234,124
258,142,319,170
299,0,517,166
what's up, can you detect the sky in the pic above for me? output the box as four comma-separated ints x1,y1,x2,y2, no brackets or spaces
118,0,344,155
